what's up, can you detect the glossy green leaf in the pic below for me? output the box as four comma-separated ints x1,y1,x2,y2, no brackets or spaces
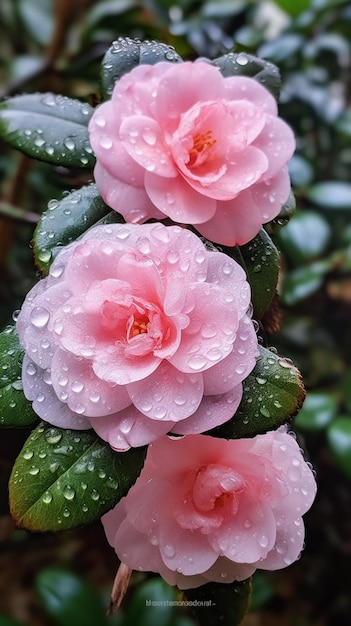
280,261,328,305
33,184,123,275
185,578,251,626
327,417,351,479
209,346,305,439
122,578,177,626
9,423,146,532
276,211,331,264
101,38,183,99
212,52,281,100
35,568,108,626
0,326,38,428
307,182,351,209
294,391,337,432
0,94,95,168
238,229,280,319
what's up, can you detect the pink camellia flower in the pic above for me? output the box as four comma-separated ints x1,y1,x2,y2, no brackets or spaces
102,428,317,589
17,222,258,450
88,61,295,246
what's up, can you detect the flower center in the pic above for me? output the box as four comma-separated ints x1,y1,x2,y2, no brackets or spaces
127,312,149,340
188,130,216,168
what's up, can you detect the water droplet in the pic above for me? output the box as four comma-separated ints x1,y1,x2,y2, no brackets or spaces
29,466,40,475
71,380,84,393
91,490,100,501
42,492,53,504
23,450,34,460
164,544,176,558
201,324,217,339
142,128,157,145
30,306,50,328
258,535,269,548
99,136,113,150
187,354,207,370
63,485,76,500
255,377,267,385
64,137,76,151
45,430,63,444
236,53,249,66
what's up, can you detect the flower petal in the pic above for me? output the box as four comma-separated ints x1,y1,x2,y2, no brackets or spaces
145,170,216,224
127,360,203,421
120,115,177,177
22,355,91,429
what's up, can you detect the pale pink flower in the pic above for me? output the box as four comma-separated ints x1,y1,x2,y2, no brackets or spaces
17,223,258,450
89,61,295,246
103,428,317,589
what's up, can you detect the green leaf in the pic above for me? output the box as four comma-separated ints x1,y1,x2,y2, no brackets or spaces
33,184,123,274
249,571,275,612
212,52,281,100
0,94,95,168
294,391,337,432
274,0,311,17
101,38,183,99
0,326,38,428
35,568,108,626
307,182,351,210
0,616,27,626
280,261,328,305
237,229,280,319
327,417,351,479
17,0,54,46
208,346,305,439
184,578,251,626
9,423,146,532
122,578,177,626
276,210,331,264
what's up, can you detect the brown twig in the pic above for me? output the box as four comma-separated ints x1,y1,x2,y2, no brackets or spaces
107,562,133,615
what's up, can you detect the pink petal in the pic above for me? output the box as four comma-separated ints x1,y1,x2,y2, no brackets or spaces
22,355,91,429
120,116,177,177
209,502,277,564
170,282,239,373
254,115,295,179
112,62,173,117
205,252,250,316
127,361,203,421
50,348,131,417
89,100,146,186
93,161,163,222
259,516,305,570
202,317,258,395
89,404,172,451
158,519,218,576
145,170,216,224
184,146,268,201
154,61,225,132
224,75,278,115
201,557,256,585
170,385,243,435
196,187,264,246
251,167,292,223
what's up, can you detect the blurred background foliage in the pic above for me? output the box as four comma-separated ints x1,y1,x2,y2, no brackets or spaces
1,0,351,624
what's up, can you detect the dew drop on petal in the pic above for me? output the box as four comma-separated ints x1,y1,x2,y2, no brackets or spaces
30,306,50,329
187,354,207,370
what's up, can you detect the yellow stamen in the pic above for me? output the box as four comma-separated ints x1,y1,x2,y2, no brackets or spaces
188,130,216,167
